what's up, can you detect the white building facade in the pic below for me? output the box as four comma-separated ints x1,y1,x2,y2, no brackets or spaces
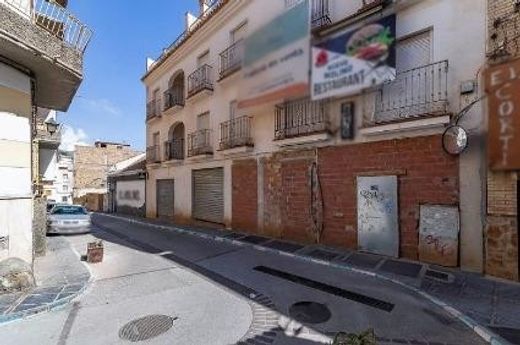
143,0,493,276
0,0,91,262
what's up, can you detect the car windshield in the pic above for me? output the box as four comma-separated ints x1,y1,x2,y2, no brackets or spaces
51,206,87,215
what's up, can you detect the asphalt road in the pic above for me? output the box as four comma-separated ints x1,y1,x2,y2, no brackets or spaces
0,214,488,345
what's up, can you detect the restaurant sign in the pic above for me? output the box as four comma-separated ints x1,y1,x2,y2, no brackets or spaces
311,14,397,100
485,58,520,171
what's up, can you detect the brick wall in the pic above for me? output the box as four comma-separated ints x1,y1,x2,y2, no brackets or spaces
262,135,459,260
485,0,520,281
74,145,142,194
232,159,258,232
488,171,517,216
486,216,519,281
487,0,520,61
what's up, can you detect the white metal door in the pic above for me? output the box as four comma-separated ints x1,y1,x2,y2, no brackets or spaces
357,176,399,257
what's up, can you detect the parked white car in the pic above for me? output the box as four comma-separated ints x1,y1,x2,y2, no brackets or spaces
47,205,91,235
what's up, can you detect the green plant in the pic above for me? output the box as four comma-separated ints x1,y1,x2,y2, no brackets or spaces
331,329,376,345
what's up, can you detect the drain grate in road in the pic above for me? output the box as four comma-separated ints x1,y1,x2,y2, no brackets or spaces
223,232,245,240
289,301,331,324
262,240,304,253
119,315,176,342
342,253,382,269
254,266,394,312
379,260,423,278
306,249,340,261
424,269,451,282
241,235,270,245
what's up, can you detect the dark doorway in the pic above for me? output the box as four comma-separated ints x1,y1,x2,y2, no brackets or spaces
156,179,175,219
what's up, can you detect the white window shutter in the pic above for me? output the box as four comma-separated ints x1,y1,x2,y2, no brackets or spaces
396,30,432,73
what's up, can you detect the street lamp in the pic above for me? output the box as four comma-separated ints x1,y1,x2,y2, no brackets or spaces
45,118,59,135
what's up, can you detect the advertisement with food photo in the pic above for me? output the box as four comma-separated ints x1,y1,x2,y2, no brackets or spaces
311,15,396,100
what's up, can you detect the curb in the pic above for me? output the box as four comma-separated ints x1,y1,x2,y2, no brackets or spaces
97,213,512,345
0,238,92,326
0,283,89,325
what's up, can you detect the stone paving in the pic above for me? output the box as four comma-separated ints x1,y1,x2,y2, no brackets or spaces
0,235,90,323
102,213,520,345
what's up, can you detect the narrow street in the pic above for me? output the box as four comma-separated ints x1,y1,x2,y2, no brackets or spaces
0,214,487,345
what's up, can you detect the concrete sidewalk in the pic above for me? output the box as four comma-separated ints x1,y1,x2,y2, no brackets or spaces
0,236,90,324
101,213,520,345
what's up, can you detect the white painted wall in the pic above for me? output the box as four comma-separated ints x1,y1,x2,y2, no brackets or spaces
0,62,33,263
144,0,487,269
116,180,145,209
0,0,32,18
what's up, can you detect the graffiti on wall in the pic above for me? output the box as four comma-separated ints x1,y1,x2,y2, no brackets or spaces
419,205,460,267
357,176,399,257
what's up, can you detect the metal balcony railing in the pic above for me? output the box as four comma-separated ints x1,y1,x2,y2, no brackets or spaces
147,0,223,72
311,0,331,29
219,40,243,80
275,98,329,140
146,145,161,164
187,129,213,157
364,60,449,126
2,0,92,53
219,116,253,150
163,87,185,110
188,65,213,98
146,98,162,120
164,139,185,161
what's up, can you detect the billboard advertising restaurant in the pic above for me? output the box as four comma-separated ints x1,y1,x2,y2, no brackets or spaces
312,15,396,100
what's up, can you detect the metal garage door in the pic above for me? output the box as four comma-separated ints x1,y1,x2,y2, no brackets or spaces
156,179,174,219
192,168,224,224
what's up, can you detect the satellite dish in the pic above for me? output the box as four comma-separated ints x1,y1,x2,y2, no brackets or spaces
442,125,468,155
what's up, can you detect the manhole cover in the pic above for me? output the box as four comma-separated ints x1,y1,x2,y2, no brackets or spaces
289,302,331,324
119,315,176,342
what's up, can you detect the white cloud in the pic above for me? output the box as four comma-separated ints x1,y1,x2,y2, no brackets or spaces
59,125,90,152
82,98,122,116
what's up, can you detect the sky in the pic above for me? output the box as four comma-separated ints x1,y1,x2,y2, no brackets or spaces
60,0,200,152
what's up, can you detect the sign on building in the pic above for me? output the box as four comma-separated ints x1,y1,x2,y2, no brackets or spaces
485,58,520,171
238,0,310,108
311,15,396,100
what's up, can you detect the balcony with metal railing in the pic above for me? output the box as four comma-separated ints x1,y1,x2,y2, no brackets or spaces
187,129,213,157
311,0,331,29
219,116,253,150
146,145,161,164
363,60,449,126
145,0,223,75
275,98,330,140
219,40,243,80
187,65,214,98
146,98,162,121
0,0,92,110
2,0,92,53
163,87,185,111
164,139,185,161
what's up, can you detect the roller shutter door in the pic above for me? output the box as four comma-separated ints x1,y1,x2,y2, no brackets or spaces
156,179,174,219
192,168,224,224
